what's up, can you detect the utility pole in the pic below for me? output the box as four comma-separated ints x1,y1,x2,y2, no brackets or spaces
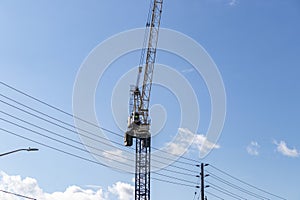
201,163,205,200
200,163,209,200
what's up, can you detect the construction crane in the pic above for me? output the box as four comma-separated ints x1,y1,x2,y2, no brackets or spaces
124,0,163,200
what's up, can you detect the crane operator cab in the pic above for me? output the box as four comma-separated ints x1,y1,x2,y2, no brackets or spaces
124,112,140,147
124,112,150,147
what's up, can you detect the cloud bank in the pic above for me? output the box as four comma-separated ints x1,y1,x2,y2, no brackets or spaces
0,171,134,200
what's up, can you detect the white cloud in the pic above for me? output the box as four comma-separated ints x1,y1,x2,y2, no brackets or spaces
0,171,134,200
102,149,128,163
193,131,220,155
163,128,194,156
45,186,105,200
229,0,238,6
164,128,220,157
246,141,260,156
273,140,300,158
108,182,134,200
0,172,44,200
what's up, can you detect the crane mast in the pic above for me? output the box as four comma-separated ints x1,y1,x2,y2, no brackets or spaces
124,1,163,200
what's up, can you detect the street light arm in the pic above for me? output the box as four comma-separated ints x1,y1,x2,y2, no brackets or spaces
0,148,39,157
27,147,39,152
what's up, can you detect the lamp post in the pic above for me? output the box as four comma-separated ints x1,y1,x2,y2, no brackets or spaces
0,147,39,157
0,147,39,200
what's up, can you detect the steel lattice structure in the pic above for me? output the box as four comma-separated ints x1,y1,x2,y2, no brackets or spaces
124,1,163,200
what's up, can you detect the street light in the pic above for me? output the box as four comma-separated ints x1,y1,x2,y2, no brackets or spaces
0,147,39,157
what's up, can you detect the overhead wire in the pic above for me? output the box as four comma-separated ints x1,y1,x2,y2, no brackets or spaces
209,164,287,200
0,95,287,200
0,110,199,187
0,82,287,200
154,171,198,185
206,191,225,200
0,94,124,143
151,146,201,166
0,95,199,175
0,127,199,188
208,185,245,200
0,81,200,167
0,92,200,188
1,81,287,199
0,113,198,181
0,189,37,200
0,117,135,168
0,85,201,176
0,110,134,161
0,81,123,138
206,180,247,200
206,170,270,200
151,177,197,189
0,127,112,168
0,88,199,168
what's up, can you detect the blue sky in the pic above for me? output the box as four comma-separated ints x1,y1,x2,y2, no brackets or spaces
0,0,299,200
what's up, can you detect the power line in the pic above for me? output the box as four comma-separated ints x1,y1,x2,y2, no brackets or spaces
0,94,196,170
206,191,224,200
209,164,287,200
0,99,198,178
0,117,135,168
0,81,123,137
153,165,196,177
206,170,270,200
1,101,199,192
0,112,286,200
208,184,246,200
207,180,247,200
0,102,199,184
0,127,112,168
0,189,37,200
0,91,199,172
0,127,199,187
0,94,124,143
0,110,134,162
0,82,288,199
0,81,200,167
151,146,199,166
0,95,202,182
153,171,198,185
0,114,199,181
151,177,197,188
